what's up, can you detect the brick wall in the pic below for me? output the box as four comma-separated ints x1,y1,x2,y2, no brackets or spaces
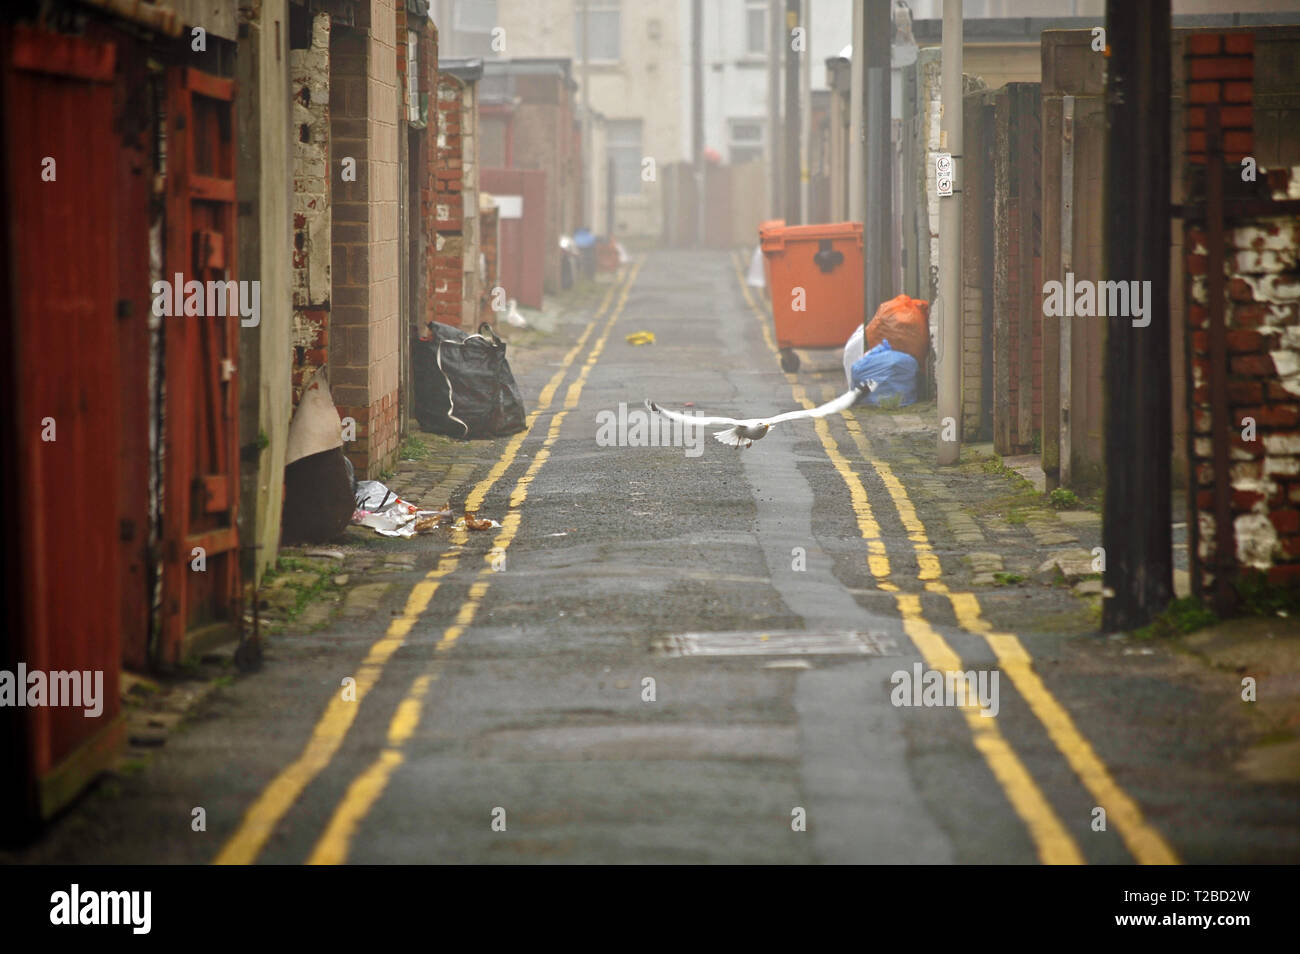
433,71,467,329
328,0,400,476
418,20,438,335
290,11,331,406
1187,210,1300,591
1185,32,1300,594
1185,32,1255,165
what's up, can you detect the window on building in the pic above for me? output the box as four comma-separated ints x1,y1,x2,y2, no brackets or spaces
452,0,498,57
728,118,765,165
745,0,767,55
607,119,643,196
574,0,621,62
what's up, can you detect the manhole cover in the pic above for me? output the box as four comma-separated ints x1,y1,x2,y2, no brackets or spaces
653,630,898,658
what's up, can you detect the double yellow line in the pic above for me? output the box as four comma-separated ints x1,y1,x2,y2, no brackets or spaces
730,252,1176,865
215,263,641,865
307,260,643,864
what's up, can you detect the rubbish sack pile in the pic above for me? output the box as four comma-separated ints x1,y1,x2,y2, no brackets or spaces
412,321,527,439
842,293,930,387
851,339,919,407
867,294,930,363
351,480,500,538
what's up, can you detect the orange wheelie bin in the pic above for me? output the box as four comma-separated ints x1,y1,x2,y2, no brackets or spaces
759,221,863,372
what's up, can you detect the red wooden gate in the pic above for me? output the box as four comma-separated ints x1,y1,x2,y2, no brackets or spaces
1,24,125,820
481,168,547,309
158,67,242,666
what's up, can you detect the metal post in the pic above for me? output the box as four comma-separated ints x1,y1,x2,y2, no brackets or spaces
937,0,962,465
784,0,801,223
692,0,704,245
1101,0,1173,631
1060,94,1075,487
769,0,783,219
581,0,591,229
799,0,811,225
863,0,891,334
848,0,864,222
606,155,615,239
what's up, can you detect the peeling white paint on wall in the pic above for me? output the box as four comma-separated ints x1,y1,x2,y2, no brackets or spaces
291,11,332,309
1235,512,1279,569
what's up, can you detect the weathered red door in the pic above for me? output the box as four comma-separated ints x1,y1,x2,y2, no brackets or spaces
1,24,125,820
482,168,546,308
158,67,242,666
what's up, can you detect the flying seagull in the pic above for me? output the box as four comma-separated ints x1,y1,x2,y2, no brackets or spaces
645,380,876,449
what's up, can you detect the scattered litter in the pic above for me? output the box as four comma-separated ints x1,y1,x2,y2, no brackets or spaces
355,480,413,514
351,480,458,538
547,532,568,537
455,513,501,531
625,331,655,346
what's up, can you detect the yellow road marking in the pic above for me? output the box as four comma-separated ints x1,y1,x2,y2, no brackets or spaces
897,594,1083,864
734,252,1177,865
307,261,644,864
214,268,633,866
839,397,1180,866
730,251,1082,864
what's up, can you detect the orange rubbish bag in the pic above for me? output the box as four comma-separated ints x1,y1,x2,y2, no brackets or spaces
866,294,930,364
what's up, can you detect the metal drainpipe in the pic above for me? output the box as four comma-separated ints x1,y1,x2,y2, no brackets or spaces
937,0,962,465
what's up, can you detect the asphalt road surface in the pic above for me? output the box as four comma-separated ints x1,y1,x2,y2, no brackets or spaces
18,250,1300,864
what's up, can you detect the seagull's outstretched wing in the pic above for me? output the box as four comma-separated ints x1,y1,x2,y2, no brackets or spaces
764,381,874,425
644,400,747,428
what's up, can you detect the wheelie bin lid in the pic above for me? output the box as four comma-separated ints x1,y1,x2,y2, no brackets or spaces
760,220,862,254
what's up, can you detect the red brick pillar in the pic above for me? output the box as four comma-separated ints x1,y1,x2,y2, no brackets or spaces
432,72,467,329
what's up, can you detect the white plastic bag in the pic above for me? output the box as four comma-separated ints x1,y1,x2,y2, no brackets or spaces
746,244,766,289
842,324,866,388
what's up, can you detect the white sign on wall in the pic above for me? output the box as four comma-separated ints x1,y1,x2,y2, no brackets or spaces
935,153,953,197
495,195,523,219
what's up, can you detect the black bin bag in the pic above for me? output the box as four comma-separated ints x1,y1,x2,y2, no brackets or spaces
412,321,527,439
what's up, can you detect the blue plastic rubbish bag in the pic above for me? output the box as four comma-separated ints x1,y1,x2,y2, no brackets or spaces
851,339,918,407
